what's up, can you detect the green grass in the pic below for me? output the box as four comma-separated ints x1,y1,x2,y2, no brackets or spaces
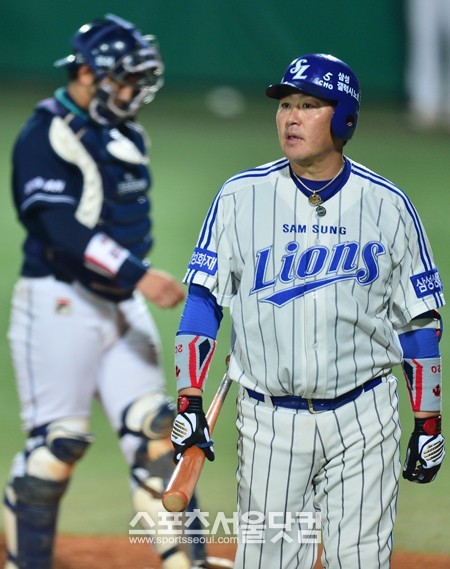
0,85,449,553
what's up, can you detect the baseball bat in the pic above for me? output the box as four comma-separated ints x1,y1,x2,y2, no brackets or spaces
162,372,233,512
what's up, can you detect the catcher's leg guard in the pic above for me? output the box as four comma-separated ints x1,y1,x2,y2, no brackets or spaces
121,393,196,569
3,418,93,569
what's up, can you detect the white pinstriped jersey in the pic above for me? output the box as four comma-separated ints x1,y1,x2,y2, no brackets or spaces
185,157,445,399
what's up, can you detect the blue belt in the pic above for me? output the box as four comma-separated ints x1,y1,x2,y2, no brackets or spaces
245,376,383,413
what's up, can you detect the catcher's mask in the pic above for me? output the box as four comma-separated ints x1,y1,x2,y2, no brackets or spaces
55,13,164,125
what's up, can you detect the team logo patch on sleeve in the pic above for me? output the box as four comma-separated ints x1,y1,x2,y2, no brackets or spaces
411,268,443,298
188,247,218,275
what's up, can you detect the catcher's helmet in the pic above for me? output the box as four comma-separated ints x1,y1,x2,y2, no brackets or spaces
266,53,360,141
55,13,164,124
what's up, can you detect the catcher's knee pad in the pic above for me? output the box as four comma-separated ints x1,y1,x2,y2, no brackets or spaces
121,392,176,440
120,394,176,497
3,418,93,569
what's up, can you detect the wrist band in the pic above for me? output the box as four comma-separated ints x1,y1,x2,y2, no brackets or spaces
414,415,442,435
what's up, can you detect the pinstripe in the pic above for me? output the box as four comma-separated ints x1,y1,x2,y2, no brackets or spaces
256,407,277,569
251,185,270,393
269,177,286,394
278,411,293,569
353,400,367,569
372,387,388,568
239,400,260,569
351,163,435,272
288,180,300,395
332,190,344,397
351,186,365,387
332,412,347,569
315,423,332,565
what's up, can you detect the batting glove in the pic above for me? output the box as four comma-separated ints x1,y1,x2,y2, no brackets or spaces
403,415,445,484
171,395,215,464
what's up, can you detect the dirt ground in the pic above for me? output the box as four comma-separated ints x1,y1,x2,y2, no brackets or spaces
1,535,448,569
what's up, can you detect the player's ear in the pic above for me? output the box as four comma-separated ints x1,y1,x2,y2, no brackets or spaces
76,65,96,86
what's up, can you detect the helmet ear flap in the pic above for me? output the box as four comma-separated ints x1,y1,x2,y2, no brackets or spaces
331,103,359,140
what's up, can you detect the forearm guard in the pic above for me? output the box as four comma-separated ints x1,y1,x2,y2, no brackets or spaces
402,357,442,412
175,333,216,390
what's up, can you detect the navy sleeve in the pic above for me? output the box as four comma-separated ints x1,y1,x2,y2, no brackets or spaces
12,111,81,217
178,284,223,339
38,207,148,287
38,206,93,258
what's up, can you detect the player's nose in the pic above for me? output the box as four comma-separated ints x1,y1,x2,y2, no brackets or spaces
114,85,136,107
286,107,301,125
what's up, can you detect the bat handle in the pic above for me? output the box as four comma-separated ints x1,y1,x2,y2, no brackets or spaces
163,374,233,512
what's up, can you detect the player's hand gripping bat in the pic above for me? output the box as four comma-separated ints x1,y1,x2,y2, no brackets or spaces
163,372,232,512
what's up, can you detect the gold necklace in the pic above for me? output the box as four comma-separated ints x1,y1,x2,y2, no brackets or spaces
294,162,345,207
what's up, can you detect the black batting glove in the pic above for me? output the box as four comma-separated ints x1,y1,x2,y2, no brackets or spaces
403,415,445,484
170,395,215,464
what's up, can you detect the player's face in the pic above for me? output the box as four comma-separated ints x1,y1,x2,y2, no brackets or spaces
70,67,138,111
100,76,140,108
276,93,338,169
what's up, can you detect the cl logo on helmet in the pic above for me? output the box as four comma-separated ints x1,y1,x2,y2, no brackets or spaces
289,58,310,80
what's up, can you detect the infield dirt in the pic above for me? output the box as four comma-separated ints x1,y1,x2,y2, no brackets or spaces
0,534,447,569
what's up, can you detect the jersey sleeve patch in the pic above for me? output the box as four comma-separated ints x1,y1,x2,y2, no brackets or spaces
410,268,443,298
188,247,218,276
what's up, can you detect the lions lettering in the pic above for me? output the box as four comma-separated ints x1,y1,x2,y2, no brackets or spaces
251,240,386,307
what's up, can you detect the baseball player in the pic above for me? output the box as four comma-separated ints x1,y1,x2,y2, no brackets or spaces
3,13,226,569
170,54,446,568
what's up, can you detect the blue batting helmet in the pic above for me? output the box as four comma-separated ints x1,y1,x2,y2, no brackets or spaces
266,53,361,141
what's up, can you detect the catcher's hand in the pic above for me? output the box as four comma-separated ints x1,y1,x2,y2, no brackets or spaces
403,416,445,483
170,395,215,464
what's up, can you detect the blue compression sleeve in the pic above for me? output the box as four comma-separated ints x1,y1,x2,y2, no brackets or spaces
399,328,440,358
178,284,223,339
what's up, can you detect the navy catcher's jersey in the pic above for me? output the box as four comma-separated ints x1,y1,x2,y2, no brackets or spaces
12,88,153,301
185,157,445,398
